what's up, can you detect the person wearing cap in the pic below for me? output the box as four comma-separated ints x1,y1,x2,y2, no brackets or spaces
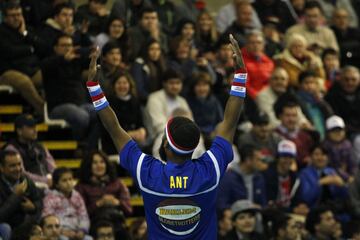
86,35,248,239
262,140,299,210
3,114,55,188
295,144,348,209
217,144,267,211
221,200,265,240
238,111,282,168
322,115,356,182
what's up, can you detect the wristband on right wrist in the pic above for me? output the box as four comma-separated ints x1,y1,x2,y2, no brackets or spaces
87,81,109,111
230,68,247,98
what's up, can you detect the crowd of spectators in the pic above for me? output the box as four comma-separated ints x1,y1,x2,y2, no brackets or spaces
0,0,360,239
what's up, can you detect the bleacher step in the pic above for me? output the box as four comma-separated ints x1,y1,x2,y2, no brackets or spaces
0,140,77,150
0,123,48,132
0,105,23,114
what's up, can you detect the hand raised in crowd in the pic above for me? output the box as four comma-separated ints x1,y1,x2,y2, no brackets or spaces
14,178,28,196
21,197,36,212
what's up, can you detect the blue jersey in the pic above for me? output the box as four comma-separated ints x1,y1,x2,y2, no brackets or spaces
120,136,233,240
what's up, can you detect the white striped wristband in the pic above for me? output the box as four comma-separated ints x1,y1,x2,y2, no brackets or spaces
86,81,109,111
230,68,247,98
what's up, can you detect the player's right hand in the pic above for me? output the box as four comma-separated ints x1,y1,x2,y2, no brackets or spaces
88,46,101,82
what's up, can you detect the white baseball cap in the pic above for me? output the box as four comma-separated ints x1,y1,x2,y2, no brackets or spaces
326,115,345,131
277,139,297,158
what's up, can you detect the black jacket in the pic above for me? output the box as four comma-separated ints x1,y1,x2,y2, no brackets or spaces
222,229,266,240
0,175,43,228
41,55,89,111
0,23,45,76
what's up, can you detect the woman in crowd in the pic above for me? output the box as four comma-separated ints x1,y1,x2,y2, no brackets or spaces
100,71,146,154
274,34,325,88
130,39,167,103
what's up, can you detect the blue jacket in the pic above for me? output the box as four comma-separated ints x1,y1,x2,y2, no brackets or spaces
296,166,348,208
217,167,267,210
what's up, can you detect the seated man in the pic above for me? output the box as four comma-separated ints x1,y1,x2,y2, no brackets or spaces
4,114,55,188
262,140,298,210
41,34,97,146
305,207,339,240
0,2,44,115
222,200,265,240
0,150,43,240
238,111,282,167
296,144,348,209
217,144,267,210
40,215,69,240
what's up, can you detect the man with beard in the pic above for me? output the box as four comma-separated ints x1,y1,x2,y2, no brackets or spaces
85,34,246,239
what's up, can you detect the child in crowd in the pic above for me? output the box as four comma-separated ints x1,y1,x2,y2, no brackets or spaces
42,168,92,240
322,115,356,182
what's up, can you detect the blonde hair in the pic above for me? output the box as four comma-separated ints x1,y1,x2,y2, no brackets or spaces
286,33,308,49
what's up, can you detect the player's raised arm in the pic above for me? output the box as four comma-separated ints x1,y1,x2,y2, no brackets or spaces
86,47,131,153
216,34,247,143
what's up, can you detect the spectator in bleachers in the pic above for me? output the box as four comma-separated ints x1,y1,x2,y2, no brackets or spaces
167,36,216,92
0,2,45,115
222,200,265,240
0,150,43,240
217,144,267,210
262,140,298,209
150,0,178,36
174,0,205,23
262,17,283,58
41,34,98,145
40,215,69,240
90,221,115,240
289,0,306,23
110,0,152,28
238,112,282,167
186,72,223,142
144,69,192,140
174,19,197,58
94,16,128,59
3,114,55,188
274,95,315,168
242,30,274,99
305,207,339,240
213,38,234,77
128,218,147,240
296,144,348,209
321,48,340,90
285,1,339,54
255,67,289,128
222,1,260,47
76,150,132,216
216,0,262,34
274,34,325,88
127,7,168,61
194,11,218,61
43,167,92,240
325,66,360,137
217,208,233,239
130,38,166,103
330,8,360,67
99,41,128,94
20,0,75,29
37,3,92,59
319,0,358,28
0,223,11,240
271,214,302,240
75,0,109,37
323,115,356,182
101,71,146,154
28,224,44,240
252,0,296,32
296,71,333,139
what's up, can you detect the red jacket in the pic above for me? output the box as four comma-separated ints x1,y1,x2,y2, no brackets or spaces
242,48,274,99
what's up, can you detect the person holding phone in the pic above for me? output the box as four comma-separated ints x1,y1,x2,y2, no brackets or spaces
0,150,43,240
